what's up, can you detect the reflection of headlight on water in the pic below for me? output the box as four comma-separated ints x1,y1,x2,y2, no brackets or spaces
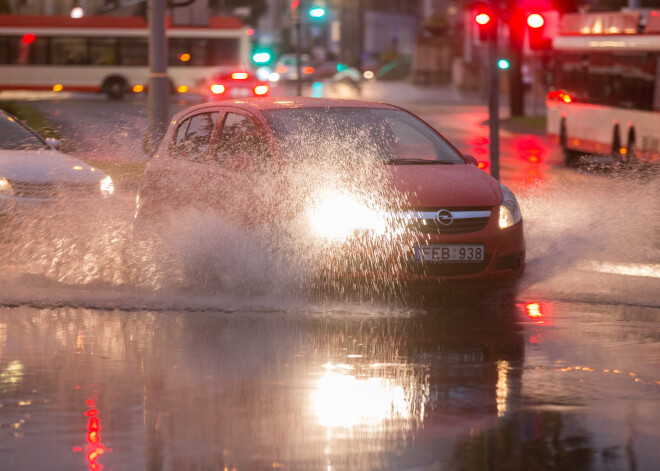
0,177,14,196
307,193,387,240
311,368,419,428
100,176,114,197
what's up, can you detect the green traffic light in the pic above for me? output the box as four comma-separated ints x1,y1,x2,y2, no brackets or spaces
498,59,510,70
309,7,326,18
252,51,272,64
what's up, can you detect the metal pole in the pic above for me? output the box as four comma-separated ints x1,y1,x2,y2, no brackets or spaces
147,0,170,154
296,13,302,96
488,16,500,181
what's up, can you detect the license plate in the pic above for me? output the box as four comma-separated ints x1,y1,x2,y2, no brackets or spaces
229,87,251,97
414,244,485,262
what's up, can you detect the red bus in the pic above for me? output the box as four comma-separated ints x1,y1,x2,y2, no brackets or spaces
0,14,250,99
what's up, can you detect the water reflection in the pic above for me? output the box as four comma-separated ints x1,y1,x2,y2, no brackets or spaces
0,301,657,470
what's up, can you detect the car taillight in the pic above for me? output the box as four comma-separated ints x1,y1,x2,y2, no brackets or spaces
276,66,287,74
254,85,269,96
231,72,248,80
210,84,225,94
302,66,315,75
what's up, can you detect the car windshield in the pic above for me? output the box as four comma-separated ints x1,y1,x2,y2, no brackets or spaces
0,114,48,150
262,107,465,164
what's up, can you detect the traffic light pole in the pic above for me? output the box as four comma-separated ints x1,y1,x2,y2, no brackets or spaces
488,17,500,181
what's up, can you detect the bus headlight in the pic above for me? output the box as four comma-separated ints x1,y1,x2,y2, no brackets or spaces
308,193,387,240
0,178,14,196
100,176,114,197
498,183,522,229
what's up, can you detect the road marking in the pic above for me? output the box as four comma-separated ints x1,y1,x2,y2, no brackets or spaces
589,262,660,279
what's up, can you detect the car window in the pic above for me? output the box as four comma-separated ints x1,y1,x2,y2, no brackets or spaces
172,112,218,161
0,114,48,150
215,113,270,171
263,108,465,164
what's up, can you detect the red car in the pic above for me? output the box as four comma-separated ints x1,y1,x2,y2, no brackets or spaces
203,71,270,100
136,98,524,289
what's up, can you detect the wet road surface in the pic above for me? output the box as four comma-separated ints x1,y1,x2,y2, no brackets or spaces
1,86,659,470
0,300,658,471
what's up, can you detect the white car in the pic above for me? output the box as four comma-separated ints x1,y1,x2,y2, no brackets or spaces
0,110,114,225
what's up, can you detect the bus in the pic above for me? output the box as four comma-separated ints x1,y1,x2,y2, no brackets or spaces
0,14,251,99
546,10,660,166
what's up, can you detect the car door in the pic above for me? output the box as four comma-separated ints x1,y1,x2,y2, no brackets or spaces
206,109,281,227
139,110,220,220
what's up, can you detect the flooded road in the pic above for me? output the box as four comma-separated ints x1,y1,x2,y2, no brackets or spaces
0,301,658,471
1,90,659,470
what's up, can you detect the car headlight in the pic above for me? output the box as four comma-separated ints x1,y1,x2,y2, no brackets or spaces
0,178,14,196
100,176,114,197
498,183,522,229
307,192,387,240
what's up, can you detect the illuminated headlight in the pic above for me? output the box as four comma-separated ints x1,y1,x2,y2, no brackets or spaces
308,193,387,240
0,178,14,196
100,176,114,197
498,183,522,229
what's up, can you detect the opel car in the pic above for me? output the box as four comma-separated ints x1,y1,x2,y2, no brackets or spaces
135,98,524,289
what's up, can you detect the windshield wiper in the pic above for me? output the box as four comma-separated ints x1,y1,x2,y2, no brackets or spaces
383,158,455,165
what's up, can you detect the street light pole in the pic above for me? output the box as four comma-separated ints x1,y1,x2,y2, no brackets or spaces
147,0,170,154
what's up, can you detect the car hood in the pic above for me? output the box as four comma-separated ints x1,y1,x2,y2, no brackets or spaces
0,149,107,183
384,163,501,208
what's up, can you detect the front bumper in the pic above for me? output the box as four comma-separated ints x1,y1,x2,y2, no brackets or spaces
317,217,525,285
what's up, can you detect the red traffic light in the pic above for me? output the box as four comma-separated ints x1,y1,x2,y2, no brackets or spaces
475,13,491,25
526,12,551,50
474,10,496,41
527,13,545,28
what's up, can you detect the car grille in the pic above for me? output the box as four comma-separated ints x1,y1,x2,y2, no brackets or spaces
396,207,492,235
9,181,99,199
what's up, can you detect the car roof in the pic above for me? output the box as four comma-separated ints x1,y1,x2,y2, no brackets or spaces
175,97,399,120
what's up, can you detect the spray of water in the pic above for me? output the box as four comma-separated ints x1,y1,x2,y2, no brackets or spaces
516,169,660,306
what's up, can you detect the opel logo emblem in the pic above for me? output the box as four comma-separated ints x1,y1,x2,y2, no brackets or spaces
436,209,453,225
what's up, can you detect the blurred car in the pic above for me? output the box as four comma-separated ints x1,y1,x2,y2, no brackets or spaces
0,110,114,225
135,98,524,288
273,54,315,82
203,71,270,100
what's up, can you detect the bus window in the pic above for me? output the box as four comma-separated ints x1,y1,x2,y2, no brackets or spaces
207,38,240,66
51,37,88,65
90,37,118,66
119,37,148,66
0,37,10,64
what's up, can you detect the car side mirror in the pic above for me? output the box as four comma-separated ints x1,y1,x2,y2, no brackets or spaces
46,138,61,150
464,154,478,165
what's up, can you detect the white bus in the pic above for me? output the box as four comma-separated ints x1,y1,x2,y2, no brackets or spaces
0,14,251,99
547,10,660,166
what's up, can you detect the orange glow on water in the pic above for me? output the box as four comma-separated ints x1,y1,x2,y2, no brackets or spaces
525,302,544,319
